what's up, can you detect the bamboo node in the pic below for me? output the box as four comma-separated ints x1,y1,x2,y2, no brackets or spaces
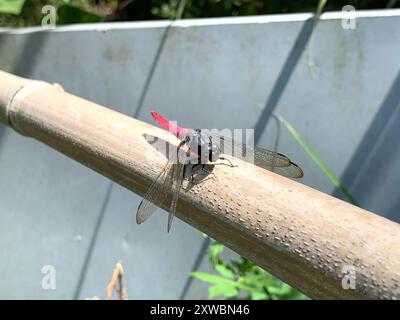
6,81,53,135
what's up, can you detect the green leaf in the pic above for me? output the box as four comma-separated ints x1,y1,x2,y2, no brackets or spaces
189,272,233,285
209,283,238,299
0,0,25,14
277,283,293,296
250,291,268,300
234,278,264,292
267,285,283,295
215,264,235,278
233,258,254,274
191,271,262,294
241,273,275,289
316,0,327,18
276,114,359,206
282,289,310,300
57,4,104,25
208,242,224,266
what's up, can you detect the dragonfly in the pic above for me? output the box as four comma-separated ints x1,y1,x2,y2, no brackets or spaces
136,111,303,232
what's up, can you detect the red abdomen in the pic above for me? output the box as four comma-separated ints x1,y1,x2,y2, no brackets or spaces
151,111,186,138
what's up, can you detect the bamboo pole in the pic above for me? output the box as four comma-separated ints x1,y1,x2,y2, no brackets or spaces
0,70,399,300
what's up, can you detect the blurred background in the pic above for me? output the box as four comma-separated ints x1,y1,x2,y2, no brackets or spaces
0,0,400,300
1,0,399,26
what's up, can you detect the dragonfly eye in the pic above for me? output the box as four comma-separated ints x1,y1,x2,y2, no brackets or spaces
209,143,220,162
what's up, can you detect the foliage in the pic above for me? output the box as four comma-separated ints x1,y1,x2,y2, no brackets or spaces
90,0,400,20
0,0,105,26
191,242,309,300
0,0,25,14
57,3,103,24
1,0,400,26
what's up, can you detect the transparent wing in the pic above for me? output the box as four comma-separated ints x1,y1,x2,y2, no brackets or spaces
263,161,304,179
210,132,290,168
167,163,186,233
210,132,303,178
136,160,174,225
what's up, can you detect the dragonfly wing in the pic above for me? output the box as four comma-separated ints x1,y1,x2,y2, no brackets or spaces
210,132,290,167
136,161,173,225
167,163,186,233
254,147,292,169
209,132,304,178
263,161,304,179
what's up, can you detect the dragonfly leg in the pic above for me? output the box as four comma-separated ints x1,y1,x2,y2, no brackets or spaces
200,164,216,180
218,156,238,168
190,164,216,183
183,164,187,180
176,137,189,164
190,165,197,184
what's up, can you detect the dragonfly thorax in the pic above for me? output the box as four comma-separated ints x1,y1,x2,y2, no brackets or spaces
209,142,220,162
184,129,220,164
